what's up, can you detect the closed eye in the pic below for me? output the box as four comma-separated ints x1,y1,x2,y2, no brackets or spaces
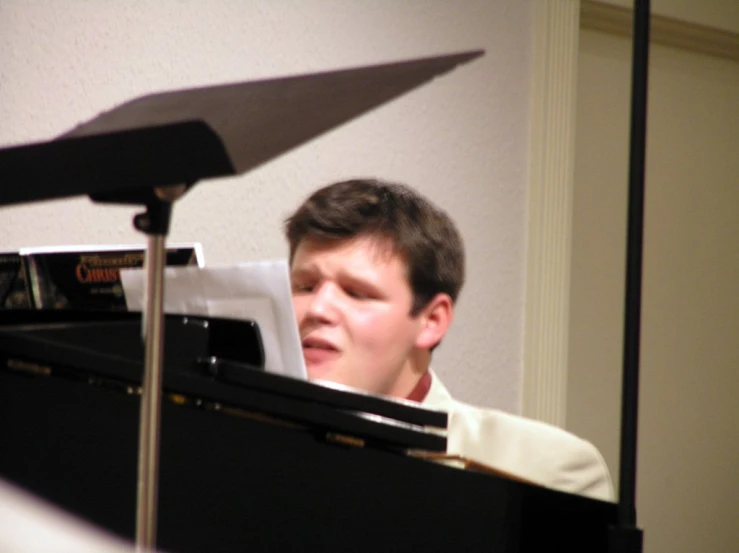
339,276,384,301
343,285,381,300
346,288,370,300
291,281,315,294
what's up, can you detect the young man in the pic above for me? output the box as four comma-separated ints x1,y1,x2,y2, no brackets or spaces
285,178,613,502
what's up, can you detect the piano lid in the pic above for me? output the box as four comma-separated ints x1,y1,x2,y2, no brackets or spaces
0,310,447,452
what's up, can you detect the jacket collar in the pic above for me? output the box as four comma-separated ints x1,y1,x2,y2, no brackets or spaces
420,369,456,410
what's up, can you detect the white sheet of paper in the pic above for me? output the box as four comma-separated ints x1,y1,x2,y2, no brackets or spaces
120,260,306,379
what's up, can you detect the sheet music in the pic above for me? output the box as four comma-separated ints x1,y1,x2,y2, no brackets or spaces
120,260,306,379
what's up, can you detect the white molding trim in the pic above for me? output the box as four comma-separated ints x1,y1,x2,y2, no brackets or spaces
581,0,739,62
522,0,580,427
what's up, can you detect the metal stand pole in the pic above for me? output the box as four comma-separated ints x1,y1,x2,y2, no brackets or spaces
609,0,650,551
132,198,175,552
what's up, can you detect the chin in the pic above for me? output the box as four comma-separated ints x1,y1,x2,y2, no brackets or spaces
305,362,336,381
307,365,356,389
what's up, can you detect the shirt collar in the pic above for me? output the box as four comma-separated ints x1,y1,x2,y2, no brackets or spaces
405,371,432,402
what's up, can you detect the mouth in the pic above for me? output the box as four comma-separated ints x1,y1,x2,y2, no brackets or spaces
301,336,340,365
302,336,339,351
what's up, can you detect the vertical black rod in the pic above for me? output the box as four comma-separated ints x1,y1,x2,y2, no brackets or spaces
619,0,650,529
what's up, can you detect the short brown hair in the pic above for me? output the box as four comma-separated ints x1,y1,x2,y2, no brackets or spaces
284,179,465,315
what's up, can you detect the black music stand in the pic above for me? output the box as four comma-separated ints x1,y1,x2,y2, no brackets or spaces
0,49,483,550
610,1,650,551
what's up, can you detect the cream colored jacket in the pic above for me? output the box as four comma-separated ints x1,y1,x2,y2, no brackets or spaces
421,372,614,502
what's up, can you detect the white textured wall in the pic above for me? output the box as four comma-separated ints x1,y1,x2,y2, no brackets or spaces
0,0,533,412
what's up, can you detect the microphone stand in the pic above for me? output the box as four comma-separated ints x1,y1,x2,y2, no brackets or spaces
609,1,650,551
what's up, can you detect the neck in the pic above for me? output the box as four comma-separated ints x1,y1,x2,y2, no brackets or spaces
385,349,430,398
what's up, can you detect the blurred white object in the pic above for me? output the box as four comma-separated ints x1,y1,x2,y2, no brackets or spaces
0,478,139,553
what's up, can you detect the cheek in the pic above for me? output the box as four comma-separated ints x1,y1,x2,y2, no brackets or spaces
292,296,308,322
350,309,414,351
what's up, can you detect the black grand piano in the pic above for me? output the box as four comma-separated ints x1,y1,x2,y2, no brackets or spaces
0,51,616,551
0,309,616,552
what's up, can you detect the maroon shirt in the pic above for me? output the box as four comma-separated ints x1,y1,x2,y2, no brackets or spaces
405,371,432,402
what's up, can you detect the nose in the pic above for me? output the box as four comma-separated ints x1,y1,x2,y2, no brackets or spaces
305,281,340,324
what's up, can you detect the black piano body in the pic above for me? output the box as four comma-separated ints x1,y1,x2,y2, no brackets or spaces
0,311,616,552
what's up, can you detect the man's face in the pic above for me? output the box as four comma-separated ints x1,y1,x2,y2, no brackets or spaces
290,235,425,397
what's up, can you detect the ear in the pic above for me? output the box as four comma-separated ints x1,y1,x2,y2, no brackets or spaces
414,293,454,351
